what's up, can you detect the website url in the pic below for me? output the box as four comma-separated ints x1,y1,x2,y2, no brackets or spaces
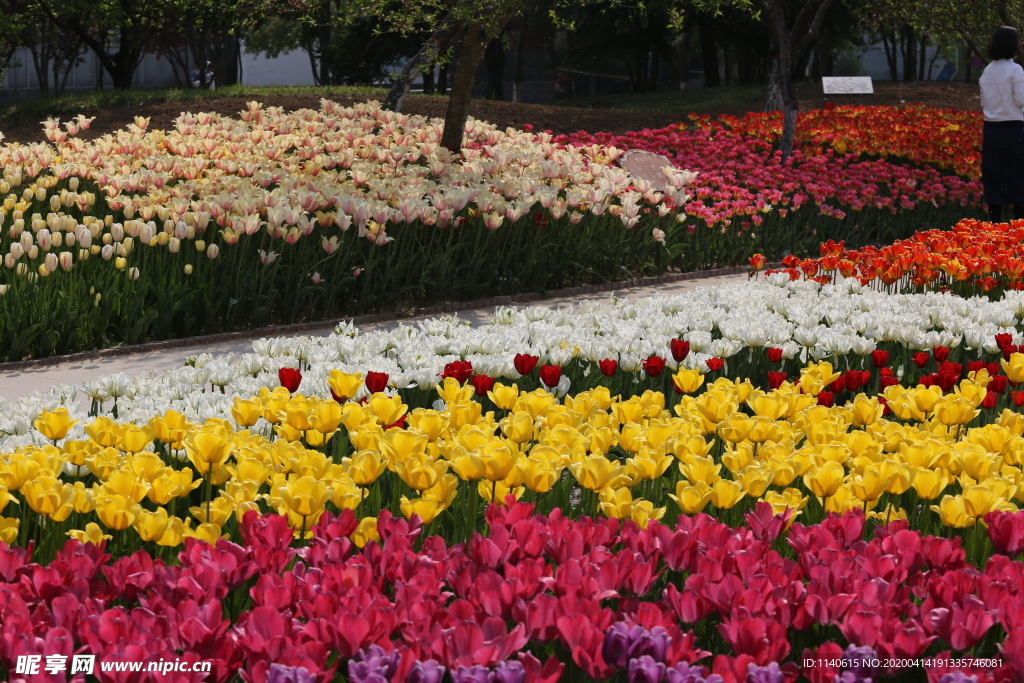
14,655,212,676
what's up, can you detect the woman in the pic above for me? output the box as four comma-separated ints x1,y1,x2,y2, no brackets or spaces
980,26,1024,222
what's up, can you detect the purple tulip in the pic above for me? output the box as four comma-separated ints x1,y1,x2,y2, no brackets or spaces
266,664,317,683
493,660,526,683
666,662,723,683
603,623,672,670
939,676,978,683
746,663,784,683
451,666,495,683
840,645,880,683
406,660,446,683
347,661,389,683
629,656,666,683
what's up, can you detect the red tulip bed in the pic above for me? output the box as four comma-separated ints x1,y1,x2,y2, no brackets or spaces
555,105,985,269
2,501,1021,682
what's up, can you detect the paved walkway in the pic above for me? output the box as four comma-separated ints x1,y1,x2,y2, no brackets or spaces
0,273,746,402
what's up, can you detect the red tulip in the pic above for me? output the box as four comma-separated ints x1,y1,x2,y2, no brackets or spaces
538,364,563,388
748,254,766,271
1004,344,1020,359
670,339,691,362
642,356,666,377
933,345,950,362
441,360,474,384
816,391,834,407
766,372,787,389
1013,391,1024,407
912,352,930,368
513,353,539,376
870,350,889,367
599,359,618,376
470,374,495,396
364,371,389,393
765,347,783,363
278,367,302,393
982,390,999,409
705,358,724,372
995,332,1014,350
991,374,1009,393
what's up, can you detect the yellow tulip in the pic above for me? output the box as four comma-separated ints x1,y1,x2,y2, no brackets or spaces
352,517,379,547
0,516,19,544
718,414,754,444
803,461,846,498
149,410,191,448
21,476,76,521
934,395,980,426
382,429,429,463
134,507,172,542
767,456,798,487
400,496,445,523
709,479,745,509
736,465,773,497
448,446,488,480
961,484,1000,518
612,399,645,426
669,480,713,514
340,401,371,432
671,368,705,394
569,454,626,491
183,522,225,545
912,386,944,414
327,370,363,402
599,487,635,519
669,434,713,461
34,407,78,441
395,453,447,491
147,468,200,504
488,383,520,410
231,397,264,427
118,426,153,453
721,442,755,473
517,457,559,493
346,450,387,485
67,522,112,545
184,426,235,475
747,391,788,420
437,377,473,403
84,417,121,448
449,401,483,431
849,395,883,427
931,495,974,527
618,422,646,453
367,394,408,426
850,468,893,502
310,399,344,434
477,480,524,504
330,475,366,510
678,455,722,485
625,450,674,482
273,475,331,518
406,410,449,441
94,494,141,530
156,516,187,547
189,497,234,526
101,470,150,503
501,411,535,444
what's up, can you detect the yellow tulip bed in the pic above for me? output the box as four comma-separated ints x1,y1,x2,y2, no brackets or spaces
5,362,1020,563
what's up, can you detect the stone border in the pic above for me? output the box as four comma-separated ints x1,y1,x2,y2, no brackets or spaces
0,264,769,373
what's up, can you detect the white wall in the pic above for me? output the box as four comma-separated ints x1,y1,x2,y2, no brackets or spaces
240,48,315,87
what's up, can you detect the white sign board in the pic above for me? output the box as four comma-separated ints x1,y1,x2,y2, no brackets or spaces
822,77,874,94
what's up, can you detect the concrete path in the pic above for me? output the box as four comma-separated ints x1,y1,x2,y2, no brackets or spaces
0,273,747,402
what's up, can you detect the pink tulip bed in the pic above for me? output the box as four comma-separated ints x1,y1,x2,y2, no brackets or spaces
555,107,984,270
2,502,1020,682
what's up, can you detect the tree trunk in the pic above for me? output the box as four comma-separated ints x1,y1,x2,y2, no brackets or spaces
423,68,435,94
485,36,505,100
881,31,898,81
29,44,50,97
382,13,455,112
698,17,719,87
765,53,783,111
767,0,798,159
441,23,487,153
512,5,532,102
918,31,927,80
678,24,693,88
901,25,916,82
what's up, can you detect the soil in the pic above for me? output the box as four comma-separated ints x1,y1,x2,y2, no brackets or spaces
0,81,981,145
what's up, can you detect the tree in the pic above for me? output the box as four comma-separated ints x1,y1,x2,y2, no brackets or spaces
30,0,174,89
752,0,833,158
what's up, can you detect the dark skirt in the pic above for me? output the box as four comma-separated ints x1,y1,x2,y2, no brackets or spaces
983,120,1024,206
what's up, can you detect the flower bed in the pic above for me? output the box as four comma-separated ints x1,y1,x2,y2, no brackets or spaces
0,102,986,362
4,270,1024,677
0,101,694,362
756,218,1024,297
557,105,984,263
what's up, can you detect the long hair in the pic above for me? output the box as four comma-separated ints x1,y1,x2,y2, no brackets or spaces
990,26,1021,60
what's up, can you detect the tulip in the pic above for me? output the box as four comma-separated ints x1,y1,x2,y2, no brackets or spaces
365,371,389,393
33,407,78,441
278,367,302,393
599,359,619,376
538,364,563,388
